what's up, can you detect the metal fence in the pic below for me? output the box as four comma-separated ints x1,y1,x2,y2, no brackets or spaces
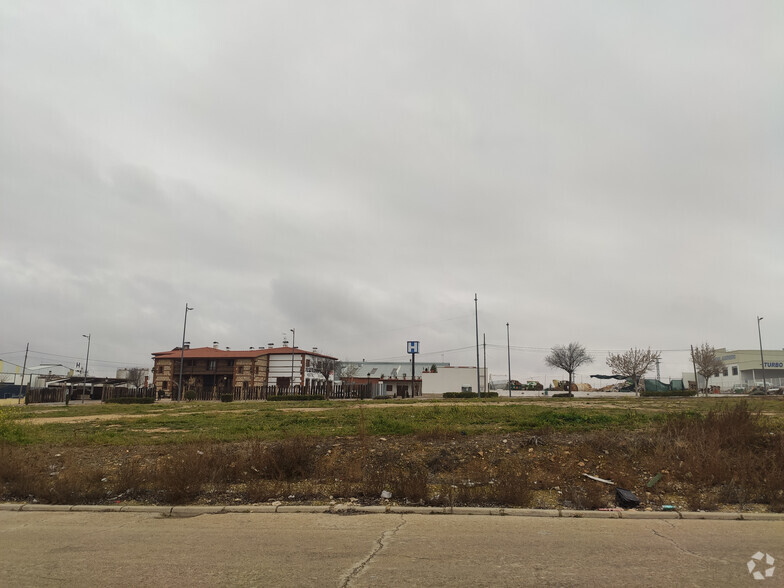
24,382,378,404
184,381,375,401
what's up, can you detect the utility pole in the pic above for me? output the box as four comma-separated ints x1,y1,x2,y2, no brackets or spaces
757,316,767,392
474,294,481,398
178,304,193,401
691,345,699,395
81,334,91,404
506,323,511,398
18,343,28,405
482,333,486,395
655,357,660,381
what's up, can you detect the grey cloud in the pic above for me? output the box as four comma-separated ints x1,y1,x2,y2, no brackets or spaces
1,1,782,382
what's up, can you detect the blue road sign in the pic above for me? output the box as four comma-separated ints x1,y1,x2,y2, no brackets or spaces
407,341,419,354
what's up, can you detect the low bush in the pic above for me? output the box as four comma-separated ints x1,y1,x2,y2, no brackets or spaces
267,394,325,402
220,394,233,403
104,397,155,404
443,392,499,399
641,389,697,397
184,391,197,401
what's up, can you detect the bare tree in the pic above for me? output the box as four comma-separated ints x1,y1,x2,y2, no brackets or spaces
605,347,661,395
125,367,147,388
544,342,593,396
312,357,338,395
691,343,724,395
336,361,360,382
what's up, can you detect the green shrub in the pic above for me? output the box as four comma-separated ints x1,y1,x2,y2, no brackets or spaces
184,391,197,401
220,394,233,403
267,394,325,402
104,397,155,404
641,389,697,397
0,406,25,443
442,391,499,399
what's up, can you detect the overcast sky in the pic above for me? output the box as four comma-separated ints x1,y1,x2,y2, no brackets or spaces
2,2,782,383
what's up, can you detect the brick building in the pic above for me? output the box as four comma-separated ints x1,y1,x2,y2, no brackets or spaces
151,344,338,398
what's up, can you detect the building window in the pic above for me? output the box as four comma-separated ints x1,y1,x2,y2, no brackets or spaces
386,384,393,392
207,360,216,371
722,367,728,377
732,366,738,376
157,366,163,374
162,381,168,390
237,366,244,374
227,360,234,367
255,366,260,374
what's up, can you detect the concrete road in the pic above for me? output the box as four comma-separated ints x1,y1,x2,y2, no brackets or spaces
0,511,781,587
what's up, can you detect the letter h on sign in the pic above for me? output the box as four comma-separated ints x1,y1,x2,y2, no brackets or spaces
407,341,419,354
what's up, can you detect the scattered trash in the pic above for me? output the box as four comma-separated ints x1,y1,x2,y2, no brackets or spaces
615,488,641,508
288,494,295,499
101,478,108,483
662,505,675,511
196,450,204,455
381,490,392,499
583,473,614,485
646,473,662,488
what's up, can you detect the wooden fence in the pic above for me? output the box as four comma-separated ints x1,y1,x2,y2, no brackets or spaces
25,388,67,404
102,387,157,402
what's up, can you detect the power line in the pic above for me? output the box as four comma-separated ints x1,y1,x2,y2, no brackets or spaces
28,349,149,368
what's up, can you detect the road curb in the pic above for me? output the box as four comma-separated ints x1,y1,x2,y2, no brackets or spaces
221,505,278,513
70,505,123,513
2,502,783,521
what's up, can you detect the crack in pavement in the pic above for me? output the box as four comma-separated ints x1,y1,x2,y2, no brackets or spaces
339,515,407,587
650,528,730,565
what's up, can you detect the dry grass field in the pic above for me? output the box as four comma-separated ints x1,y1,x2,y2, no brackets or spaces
1,396,782,511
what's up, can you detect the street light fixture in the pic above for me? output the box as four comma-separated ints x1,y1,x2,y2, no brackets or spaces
757,316,768,393
81,334,91,404
178,303,194,401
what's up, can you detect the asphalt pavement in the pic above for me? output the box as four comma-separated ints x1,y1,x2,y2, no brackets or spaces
0,507,782,587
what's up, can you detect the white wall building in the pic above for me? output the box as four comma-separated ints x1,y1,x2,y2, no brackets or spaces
421,366,488,395
682,347,784,391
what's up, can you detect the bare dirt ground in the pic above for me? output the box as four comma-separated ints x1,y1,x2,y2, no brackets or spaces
3,399,783,512
3,425,782,513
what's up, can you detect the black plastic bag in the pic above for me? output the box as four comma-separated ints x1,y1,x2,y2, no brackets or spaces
615,487,640,508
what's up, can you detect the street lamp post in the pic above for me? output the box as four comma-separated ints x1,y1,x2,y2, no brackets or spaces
290,328,296,391
178,303,194,401
81,334,91,404
474,294,481,398
757,316,768,393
